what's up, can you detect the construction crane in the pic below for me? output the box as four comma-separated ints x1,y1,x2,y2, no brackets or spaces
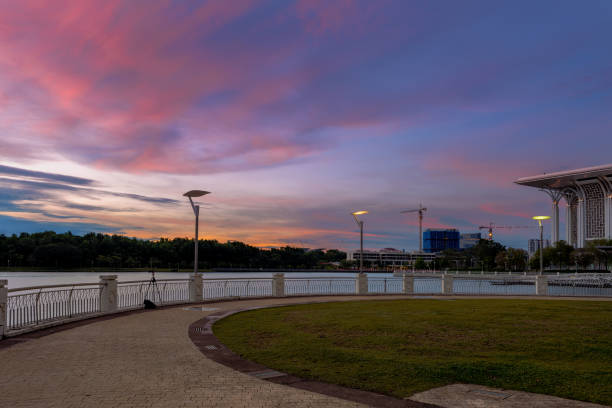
478,222,537,241
401,204,427,252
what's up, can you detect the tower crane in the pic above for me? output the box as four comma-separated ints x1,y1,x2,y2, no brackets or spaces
478,222,537,241
401,204,427,252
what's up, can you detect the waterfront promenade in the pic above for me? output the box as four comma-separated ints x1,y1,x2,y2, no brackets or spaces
1,296,609,408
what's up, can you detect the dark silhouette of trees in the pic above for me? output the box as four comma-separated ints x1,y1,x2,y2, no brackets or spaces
0,231,346,270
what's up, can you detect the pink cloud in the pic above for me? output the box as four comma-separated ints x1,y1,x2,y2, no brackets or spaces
479,203,531,219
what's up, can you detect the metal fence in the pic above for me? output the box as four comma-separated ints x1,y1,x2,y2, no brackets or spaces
547,275,612,297
7,283,101,331
285,278,356,295
3,273,611,337
453,277,536,295
369,278,403,294
117,280,190,309
203,278,273,299
414,277,443,294
6,279,190,333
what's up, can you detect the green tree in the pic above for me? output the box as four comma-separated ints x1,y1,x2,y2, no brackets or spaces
414,257,426,270
570,248,595,270
506,248,528,271
468,239,505,271
495,250,508,271
585,239,612,270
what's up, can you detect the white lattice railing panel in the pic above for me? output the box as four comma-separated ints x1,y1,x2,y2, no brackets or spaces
7,285,101,331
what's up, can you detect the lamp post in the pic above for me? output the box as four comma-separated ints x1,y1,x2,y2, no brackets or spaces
184,190,210,275
351,210,368,274
532,216,550,275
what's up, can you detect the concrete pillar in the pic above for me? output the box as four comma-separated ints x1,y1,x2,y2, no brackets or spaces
355,273,368,295
272,273,285,297
0,280,7,338
402,273,414,295
566,205,573,246
535,275,548,296
99,275,118,313
442,274,453,295
189,273,203,303
552,200,559,245
604,192,612,239
577,199,585,248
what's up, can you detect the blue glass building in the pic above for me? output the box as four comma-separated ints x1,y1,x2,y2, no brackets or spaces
423,229,460,253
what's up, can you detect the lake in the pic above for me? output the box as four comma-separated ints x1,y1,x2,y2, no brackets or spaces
0,271,372,289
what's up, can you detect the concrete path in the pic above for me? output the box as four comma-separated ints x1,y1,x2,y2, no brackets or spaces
0,296,381,408
0,296,609,408
411,384,608,408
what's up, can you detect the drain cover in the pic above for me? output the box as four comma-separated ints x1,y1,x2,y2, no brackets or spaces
183,306,220,311
248,370,286,379
205,345,218,350
470,389,512,400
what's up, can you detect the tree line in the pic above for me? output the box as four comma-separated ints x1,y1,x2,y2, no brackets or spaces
351,239,611,272
2,231,609,272
432,239,612,272
0,231,346,270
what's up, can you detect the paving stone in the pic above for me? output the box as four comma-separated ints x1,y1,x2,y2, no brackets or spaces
0,296,376,408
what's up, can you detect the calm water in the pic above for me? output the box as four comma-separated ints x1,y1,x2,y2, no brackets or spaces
0,271,373,289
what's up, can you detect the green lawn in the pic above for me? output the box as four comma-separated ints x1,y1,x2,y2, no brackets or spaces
214,299,612,405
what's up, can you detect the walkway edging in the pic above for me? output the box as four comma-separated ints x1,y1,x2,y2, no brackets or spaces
189,301,442,408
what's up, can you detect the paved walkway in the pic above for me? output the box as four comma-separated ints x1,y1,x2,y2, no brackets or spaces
0,296,384,408
0,296,609,408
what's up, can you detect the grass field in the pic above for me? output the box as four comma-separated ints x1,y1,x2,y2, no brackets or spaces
214,299,612,405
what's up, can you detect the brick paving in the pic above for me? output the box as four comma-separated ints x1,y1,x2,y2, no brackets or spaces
1,295,609,408
0,296,394,408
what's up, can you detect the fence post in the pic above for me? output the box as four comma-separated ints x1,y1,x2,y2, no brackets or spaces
535,275,548,296
442,274,454,295
272,273,285,297
402,273,414,294
356,272,368,295
99,275,118,313
0,280,7,338
189,273,203,303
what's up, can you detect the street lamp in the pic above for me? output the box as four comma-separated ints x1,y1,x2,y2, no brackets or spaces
532,215,550,275
184,190,210,276
351,210,368,274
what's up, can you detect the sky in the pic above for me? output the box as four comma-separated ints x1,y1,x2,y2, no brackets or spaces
0,0,611,250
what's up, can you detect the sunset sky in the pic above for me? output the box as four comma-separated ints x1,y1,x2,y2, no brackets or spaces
1,0,611,250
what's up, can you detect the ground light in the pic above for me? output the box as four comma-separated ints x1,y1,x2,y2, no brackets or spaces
184,190,210,275
532,215,550,275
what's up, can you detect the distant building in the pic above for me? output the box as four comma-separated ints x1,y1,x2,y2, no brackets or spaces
423,229,459,253
460,233,481,249
346,248,436,266
528,239,551,257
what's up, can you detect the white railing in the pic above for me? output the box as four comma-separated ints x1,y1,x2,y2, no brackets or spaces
117,279,190,309
203,278,273,299
547,275,612,297
453,276,536,296
7,283,101,331
1,273,610,338
369,278,403,294
413,277,443,294
285,277,356,295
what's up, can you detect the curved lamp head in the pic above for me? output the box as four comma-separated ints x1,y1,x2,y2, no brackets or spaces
183,190,210,198
532,215,550,226
351,210,368,225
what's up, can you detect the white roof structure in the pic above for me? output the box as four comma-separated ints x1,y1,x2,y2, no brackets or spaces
515,164,612,189
515,164,612,248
